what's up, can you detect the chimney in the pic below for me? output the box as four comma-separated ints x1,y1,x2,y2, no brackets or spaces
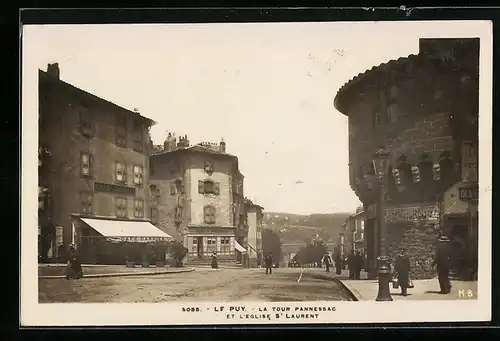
163,133,171,152
47,63,60,79
219,138,226,153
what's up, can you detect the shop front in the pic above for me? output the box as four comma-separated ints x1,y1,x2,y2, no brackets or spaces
441,181,478,280
185,226,243,262
70,215,174,266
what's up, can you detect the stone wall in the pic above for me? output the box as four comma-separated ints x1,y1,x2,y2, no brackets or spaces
387,222,440,279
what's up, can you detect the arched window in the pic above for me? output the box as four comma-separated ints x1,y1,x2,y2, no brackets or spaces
204,205,216,224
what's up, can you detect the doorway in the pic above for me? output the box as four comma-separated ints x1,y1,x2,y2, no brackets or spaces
196,237,203,259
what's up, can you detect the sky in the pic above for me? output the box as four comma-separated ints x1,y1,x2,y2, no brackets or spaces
24,21,486,215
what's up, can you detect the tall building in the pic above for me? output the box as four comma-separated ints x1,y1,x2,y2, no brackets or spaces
334,38,479,279
38,63,165,264
244,199,264,267
150,135,247,264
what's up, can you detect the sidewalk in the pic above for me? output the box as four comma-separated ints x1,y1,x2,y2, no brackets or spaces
334,270,478,301
39,264,195,279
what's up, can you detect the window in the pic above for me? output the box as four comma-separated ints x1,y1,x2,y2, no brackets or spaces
81,152,93,177
79,108,94,137
116,115,127,148
171,179,184,195
387,103,398,123
115,197,127,218
115,162,127,183
133,164,144,186
191,238,198,253
134,199,144,218
206,237,217,253
133,120,143,152
203,205,216,224
374,111,382,127
150,207,159,224
198,180,220,195
220,237,231,254
80,191,93,214
150,184,160,198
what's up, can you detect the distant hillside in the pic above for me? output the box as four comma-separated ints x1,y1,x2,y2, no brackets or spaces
263,212,352,244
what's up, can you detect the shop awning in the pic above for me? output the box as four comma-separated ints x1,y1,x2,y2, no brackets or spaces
80,218,174,243
234,240,247,253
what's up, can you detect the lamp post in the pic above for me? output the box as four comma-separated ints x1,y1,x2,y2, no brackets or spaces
372,147,393,302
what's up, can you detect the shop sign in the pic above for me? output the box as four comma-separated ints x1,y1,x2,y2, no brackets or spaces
385,205,440,223
459,185,478,201
94,182,136,196
113,236,170,243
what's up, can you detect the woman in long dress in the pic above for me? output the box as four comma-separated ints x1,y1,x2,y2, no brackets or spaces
211,252,219,269
394,248,411,296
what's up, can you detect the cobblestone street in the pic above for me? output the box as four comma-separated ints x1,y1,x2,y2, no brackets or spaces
38,267,354,303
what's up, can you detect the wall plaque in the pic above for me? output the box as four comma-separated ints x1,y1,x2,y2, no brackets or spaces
94,182,136,196
459,185,478,201
385,205,439,223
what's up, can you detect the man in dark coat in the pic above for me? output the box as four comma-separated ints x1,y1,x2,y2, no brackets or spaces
334,254,342,275
433,236,452,294
66,244,83,280
394,248,411,296
347,250,356,279
265,252,273,275
323,252,332,272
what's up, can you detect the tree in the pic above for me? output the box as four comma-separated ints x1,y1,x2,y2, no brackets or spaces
295,239,328,266
262,228,282,263
170,240,188,267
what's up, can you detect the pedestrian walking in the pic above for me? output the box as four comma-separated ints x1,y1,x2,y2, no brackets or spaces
334,254,342,275
265,252,273,275
347,250,356,279
211,251,219,269
323,252,332,272
354,251,363,279
394,248,411,296
65,244,83,280
432,236,452,294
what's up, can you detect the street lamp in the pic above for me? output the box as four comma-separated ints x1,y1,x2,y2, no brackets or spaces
372,147,393,302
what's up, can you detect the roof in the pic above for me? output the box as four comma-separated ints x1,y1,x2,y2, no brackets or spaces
39,69,156,126
152,144,239,161
334,54,422,115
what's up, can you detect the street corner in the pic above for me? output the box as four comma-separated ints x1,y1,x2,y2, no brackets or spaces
38,266,195,279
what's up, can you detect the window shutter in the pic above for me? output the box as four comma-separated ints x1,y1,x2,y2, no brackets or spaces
89,154,94,175
170,182,176,195
198,180,204,194
214,182,220,195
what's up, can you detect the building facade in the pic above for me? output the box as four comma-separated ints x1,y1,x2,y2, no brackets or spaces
150,136,245,264
245,199,264,267
334,38,479,279
39,63,157,263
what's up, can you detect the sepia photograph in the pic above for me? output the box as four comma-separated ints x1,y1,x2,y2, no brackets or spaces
21,19,492,326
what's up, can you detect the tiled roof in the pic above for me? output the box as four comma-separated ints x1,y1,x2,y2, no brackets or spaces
333,54,421,114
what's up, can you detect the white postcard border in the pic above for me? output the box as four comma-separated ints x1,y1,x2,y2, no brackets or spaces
21,20,492,326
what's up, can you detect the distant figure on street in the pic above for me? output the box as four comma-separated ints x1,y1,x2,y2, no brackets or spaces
354,251,363,279
394,248,411,296
265,252,273,275
347,250,356,279
323,252,332,272
433,236,452,294
65,244,83,280
334,254,342,275
211,251,219,269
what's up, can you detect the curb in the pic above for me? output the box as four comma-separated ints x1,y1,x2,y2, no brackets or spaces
332,278,360,301
39,268,195,279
